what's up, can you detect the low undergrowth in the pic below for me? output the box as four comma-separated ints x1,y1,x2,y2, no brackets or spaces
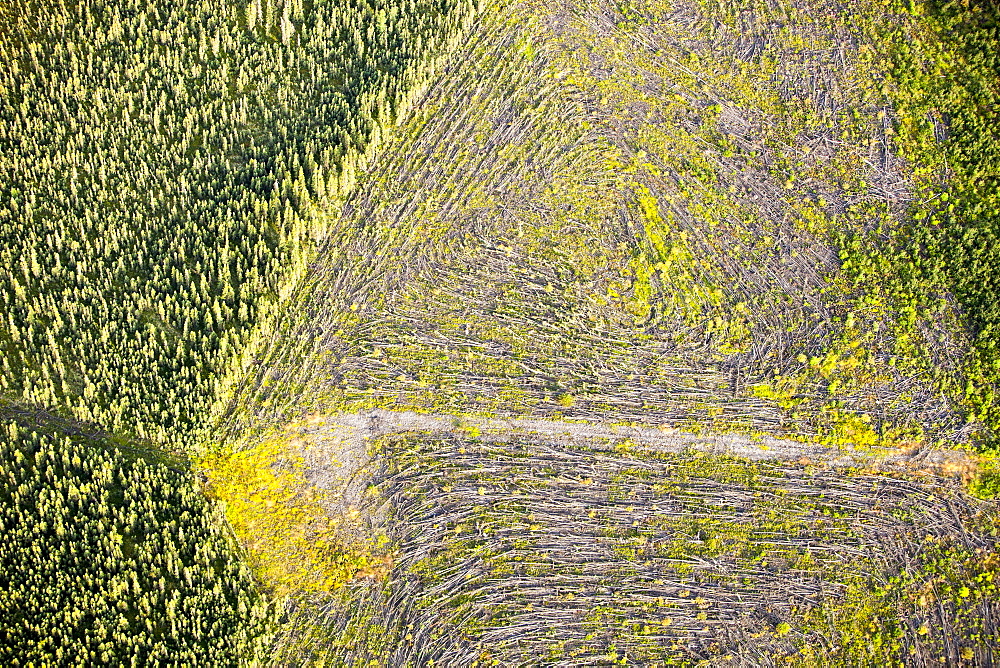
839,0,1000,443
795,513,1000,665
199,433,391,598
204,0,1000,661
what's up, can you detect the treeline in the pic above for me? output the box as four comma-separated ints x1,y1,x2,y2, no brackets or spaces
0,421,272,665
0,0,478,446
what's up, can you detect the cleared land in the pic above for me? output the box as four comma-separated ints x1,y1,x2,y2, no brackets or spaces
256,416,996,665
203,0,1000,664
278,409,976,484
216,0,971,449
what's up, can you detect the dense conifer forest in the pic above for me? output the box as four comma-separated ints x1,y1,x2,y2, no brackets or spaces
0,420,270,665
0,0,477,445
2,0,478,662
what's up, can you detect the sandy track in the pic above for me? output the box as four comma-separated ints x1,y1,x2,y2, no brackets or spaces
286,410,973,509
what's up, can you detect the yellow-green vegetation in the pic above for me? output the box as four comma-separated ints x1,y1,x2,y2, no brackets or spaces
201,430,390,597
210,0,1000,661
219,0,977,455
836,0,1000,438
0,419,272,666
969,454,1000,500
1,0,478,660
795,517,1000,665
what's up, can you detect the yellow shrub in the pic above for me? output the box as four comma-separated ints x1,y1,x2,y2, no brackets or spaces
198,436,390,597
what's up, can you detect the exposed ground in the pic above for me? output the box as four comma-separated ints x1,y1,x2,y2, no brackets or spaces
5,0,998,663
285,409,976,511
